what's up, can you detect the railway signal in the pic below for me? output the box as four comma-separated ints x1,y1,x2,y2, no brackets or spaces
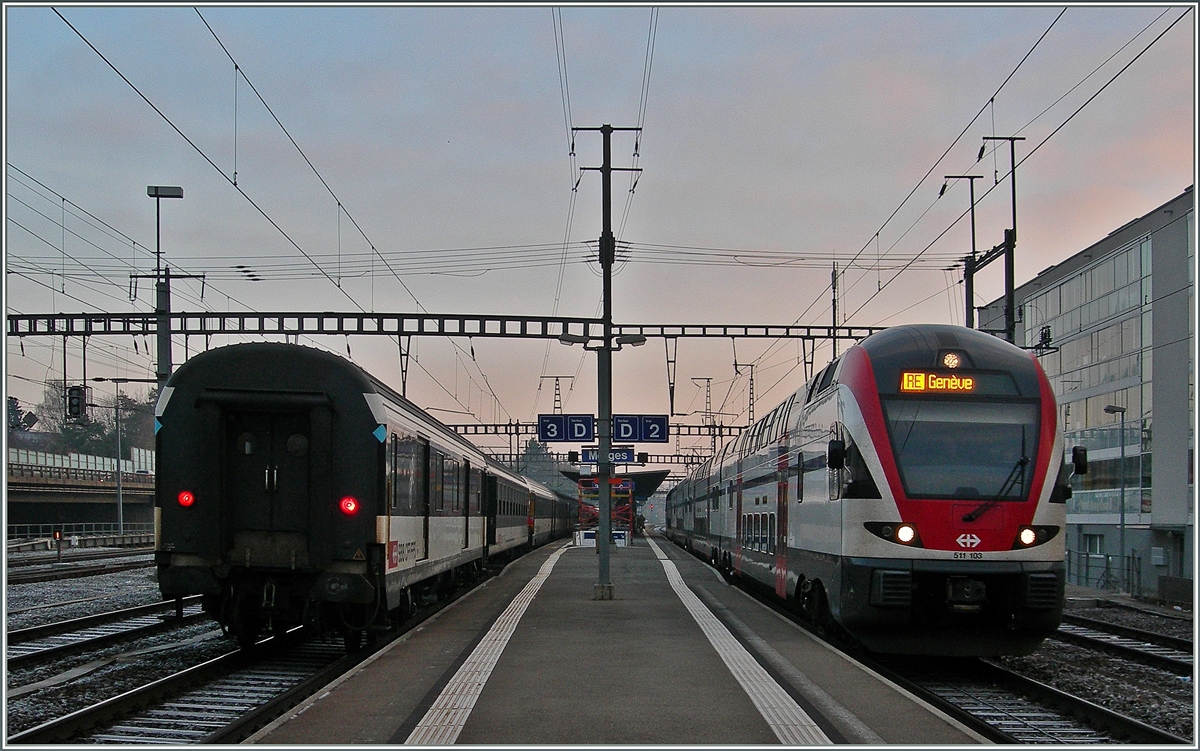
65,385,85,419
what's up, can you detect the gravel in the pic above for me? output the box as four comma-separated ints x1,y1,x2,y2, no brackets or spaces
1070,602,1195,641
993,601,1194,741
6,566,163,630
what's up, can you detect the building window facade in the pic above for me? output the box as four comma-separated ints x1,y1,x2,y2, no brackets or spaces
1024,235,1153,518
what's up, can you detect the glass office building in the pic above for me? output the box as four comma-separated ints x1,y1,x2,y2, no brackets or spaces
980,186,1194,600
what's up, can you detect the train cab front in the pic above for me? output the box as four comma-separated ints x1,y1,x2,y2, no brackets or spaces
836,326,1071,656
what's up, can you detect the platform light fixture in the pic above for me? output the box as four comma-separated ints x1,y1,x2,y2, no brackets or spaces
558,332,591,346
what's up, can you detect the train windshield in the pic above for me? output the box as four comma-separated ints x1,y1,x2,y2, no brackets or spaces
882,398,1039,500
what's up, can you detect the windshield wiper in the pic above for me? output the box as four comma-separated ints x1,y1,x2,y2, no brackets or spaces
962,456,1029,523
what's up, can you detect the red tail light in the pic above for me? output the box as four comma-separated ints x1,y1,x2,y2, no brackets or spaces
339,496,359,515
177,490,195,507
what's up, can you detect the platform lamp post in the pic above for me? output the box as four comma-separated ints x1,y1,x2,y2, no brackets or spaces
564,123,641,600
147,186,183,387
1104,404,1128,592
94,377,157,535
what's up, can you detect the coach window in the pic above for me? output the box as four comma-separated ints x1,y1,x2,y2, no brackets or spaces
432,453,445,512
796,451,806,503
236,432,255,455
470,469,482,514
842,436,882,499
768,514,776,554
393,434,424,515
387,435,398,511
444,457,460,513
818,360,838,393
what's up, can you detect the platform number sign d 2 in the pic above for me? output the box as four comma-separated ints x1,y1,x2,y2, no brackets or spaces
537,414,595,443
611,414,669,443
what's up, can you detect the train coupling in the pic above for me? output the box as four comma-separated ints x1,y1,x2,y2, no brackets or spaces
945,576,987,612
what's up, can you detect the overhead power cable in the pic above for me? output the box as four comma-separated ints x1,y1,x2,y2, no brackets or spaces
51,8,508,422
810,7,1069,328
617,6,658,241
844,5,1192,323
738,7,1087,400
194,8,510,422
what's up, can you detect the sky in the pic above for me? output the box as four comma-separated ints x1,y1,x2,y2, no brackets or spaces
4,3,1196,459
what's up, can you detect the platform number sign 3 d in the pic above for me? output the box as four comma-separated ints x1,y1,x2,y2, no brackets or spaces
537,414,595,443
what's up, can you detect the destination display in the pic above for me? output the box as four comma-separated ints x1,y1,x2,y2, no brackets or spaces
899,371,976,393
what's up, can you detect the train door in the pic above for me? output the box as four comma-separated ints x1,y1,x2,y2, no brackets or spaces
418,438,431,561
462,461,472,550
526,492,535,546
483,474,498,548
775,443,789,598
225,409,311,567
734,460,744,575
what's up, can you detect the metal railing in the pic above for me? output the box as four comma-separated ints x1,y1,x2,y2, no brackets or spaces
1066,487,1150,516
1065,549,1142,596
6,522,155,541
7,463,155,485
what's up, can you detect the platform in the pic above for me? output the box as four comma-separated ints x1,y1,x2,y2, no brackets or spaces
248,533,989,745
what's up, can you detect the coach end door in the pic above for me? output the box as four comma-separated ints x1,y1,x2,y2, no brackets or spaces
226,410,312,568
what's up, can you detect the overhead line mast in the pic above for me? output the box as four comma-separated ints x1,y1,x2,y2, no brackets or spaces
573,123,641,600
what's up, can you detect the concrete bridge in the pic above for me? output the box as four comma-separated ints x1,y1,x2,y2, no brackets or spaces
6,463,155,529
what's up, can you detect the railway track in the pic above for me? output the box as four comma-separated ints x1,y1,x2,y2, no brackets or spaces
6,631,345,744
667,537,1191,744
7,558,155,584
7,546,155,567
1054,613,1193,675
875,656,1189,744
7,597,207,669
6,563,494,744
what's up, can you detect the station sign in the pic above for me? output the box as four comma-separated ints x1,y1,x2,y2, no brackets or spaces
611,414,670,443
539,414,667,443
581,446,636,464
538,414,595,442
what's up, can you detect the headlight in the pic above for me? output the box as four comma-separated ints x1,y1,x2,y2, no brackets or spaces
1011,525,1060,549
863,522,923,547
